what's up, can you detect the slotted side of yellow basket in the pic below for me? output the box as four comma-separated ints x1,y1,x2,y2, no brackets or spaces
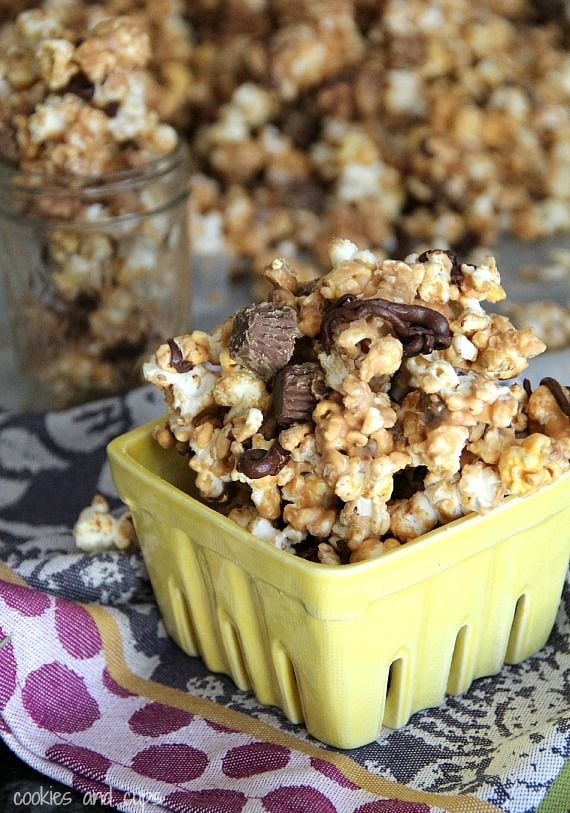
108,420,570,749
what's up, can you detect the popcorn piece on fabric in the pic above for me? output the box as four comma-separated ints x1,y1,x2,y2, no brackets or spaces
73,495,137,553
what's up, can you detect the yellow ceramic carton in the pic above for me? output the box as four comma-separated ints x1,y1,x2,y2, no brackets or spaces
108,419,570,748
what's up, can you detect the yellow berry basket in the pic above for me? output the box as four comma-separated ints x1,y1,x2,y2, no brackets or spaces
108,418,570,749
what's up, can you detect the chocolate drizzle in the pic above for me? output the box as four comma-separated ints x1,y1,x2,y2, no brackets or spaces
540,377,570,417
237,442,289,479
167,339,194,373
321,295,452,357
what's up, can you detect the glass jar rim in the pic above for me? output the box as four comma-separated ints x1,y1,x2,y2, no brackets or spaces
0,135,190,227
0,135,188,199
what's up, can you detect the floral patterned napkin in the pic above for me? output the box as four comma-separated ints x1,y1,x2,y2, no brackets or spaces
0,387,568,813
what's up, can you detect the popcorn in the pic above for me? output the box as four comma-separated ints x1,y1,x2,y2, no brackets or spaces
144,362,220,428
172,1,570,274
458,462,504,514
527,380,570,452
146,241,570,564
73,495,137,552
389,485,456,542
36,38,76,90
349,537,399,564
500,301,570,352
228,505,305,553
498,434,569,497
74,16,151,83
4,0,570,274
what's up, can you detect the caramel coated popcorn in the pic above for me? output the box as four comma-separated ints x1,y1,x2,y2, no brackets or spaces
145,240,569,565
73,495,137,552
179,1,570,270
1,10,176,174
500,301,570,352
3,1,570,276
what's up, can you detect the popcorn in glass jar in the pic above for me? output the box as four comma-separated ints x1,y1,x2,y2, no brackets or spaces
0,12,191,409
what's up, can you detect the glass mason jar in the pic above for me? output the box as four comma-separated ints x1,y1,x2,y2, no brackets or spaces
0,139,190,410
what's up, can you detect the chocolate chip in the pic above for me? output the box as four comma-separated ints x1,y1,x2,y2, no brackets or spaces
293,537,320,562
334,539,351,565
540,377,570,417
167,339,194,373
103,101,120,118
273,363,326,426
229,302,297,380
237,441,289,479
193,405,225,428
418,392,446,422
62,71,95,101
321,296,452,358
523,378,532,398
418,248,463,285
392,466,427,500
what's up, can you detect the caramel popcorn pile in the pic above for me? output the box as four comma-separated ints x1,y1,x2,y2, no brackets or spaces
4,1,570,278
0,4,188,407
145,240,570,565
173,0,570,269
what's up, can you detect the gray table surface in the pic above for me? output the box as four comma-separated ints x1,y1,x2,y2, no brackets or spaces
0,239,568,412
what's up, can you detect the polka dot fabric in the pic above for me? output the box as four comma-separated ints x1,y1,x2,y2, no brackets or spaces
0,578,445,813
